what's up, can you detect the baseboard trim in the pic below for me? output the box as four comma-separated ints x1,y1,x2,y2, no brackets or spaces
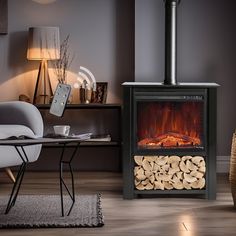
217,156,230,173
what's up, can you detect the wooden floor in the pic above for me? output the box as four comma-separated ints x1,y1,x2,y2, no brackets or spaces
0,171,235,236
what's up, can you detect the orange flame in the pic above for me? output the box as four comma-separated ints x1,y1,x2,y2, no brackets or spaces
137,102,203,149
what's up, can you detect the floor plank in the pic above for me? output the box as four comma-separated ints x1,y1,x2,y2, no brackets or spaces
0,172,235,236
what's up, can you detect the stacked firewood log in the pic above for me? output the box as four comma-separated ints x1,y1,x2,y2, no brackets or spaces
134,156,206,190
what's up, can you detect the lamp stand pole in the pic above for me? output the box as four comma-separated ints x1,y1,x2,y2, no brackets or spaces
33,60,53,104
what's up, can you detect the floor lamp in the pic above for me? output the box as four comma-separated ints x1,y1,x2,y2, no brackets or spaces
27,27,60,104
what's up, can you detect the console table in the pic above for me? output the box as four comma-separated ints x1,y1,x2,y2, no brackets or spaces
36,104,122,171
0,137,84,217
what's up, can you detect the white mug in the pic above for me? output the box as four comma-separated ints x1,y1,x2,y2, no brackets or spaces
53,125,70,137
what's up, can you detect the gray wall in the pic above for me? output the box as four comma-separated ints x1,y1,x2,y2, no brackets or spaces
0,0,235,159
135,0,236,156
0,0,133,103
0,0,134,171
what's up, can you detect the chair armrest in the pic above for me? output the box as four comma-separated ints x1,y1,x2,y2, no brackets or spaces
0,101,43,137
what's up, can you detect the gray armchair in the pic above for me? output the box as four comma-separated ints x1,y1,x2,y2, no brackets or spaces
0,101,43,180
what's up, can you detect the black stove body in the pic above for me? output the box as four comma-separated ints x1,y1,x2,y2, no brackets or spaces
122,82,219,199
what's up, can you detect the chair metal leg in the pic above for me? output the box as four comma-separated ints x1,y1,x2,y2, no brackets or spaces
5,168,15,183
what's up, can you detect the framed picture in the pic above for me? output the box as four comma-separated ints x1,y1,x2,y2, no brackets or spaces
91,82,108,104
0,0,7,35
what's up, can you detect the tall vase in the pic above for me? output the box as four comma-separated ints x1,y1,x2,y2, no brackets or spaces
229,132,236,206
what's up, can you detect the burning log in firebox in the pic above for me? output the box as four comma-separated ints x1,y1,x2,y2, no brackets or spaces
134,155,206,190
138,132,201,148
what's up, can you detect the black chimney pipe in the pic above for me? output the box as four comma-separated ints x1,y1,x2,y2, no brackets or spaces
164,0,180,85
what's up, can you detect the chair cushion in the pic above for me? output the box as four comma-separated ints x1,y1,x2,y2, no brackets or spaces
0,125,39,139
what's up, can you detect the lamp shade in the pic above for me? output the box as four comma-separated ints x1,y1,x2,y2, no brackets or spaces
27,26,60,60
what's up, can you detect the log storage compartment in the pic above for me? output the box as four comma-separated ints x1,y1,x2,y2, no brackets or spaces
122,83,219,199
134,156,206,190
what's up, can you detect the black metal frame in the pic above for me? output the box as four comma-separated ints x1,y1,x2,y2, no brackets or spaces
3,140,80,217
59,142,80,217
5,146,29,214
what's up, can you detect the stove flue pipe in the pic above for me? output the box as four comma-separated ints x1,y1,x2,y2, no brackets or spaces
164,0,180,85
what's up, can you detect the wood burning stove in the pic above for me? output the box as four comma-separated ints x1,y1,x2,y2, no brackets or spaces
122,0,219,199
122,83,219,199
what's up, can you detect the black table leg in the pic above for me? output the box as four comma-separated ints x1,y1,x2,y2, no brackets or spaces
5,146,28,214
59,142,79,217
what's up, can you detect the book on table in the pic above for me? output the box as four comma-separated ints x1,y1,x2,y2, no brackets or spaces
43,133,111,141
70,133,92,140
85,134,111,142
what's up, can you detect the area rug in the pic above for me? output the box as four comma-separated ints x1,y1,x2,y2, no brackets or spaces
0,194,104,228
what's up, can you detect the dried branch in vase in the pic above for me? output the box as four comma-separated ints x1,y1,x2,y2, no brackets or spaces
52,35,74,84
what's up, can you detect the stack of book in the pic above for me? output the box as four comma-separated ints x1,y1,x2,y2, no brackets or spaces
70,133,111,142
71,133,92,140
86,134,111,142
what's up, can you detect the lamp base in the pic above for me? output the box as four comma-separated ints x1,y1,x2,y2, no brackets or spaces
33,60,53,104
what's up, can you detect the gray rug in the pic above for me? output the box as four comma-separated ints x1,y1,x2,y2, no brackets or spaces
0,194,104,228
